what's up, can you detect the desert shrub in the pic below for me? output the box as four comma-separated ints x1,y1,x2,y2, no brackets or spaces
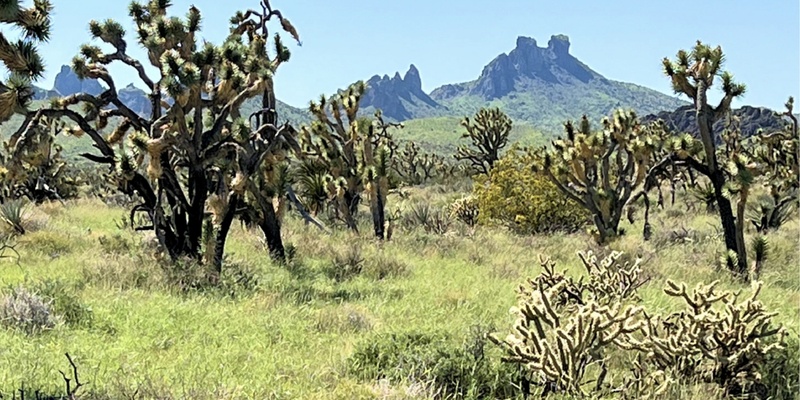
97,233,136,256
314,304,373,333
0,286,57,334
81,255,162,291
216,261,261,298
348,327,521,399
364,252,410,280
400,202,452,235
473,148,588,235
161,258,261,298
32,279,94,328
324,243,365,283
22,230,74,257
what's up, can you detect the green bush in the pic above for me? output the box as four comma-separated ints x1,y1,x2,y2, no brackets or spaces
473,148,588,234
324,243,365,283
348,327,521,399
33,279,94,328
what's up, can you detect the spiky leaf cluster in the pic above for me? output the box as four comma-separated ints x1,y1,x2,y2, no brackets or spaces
0,0,52,119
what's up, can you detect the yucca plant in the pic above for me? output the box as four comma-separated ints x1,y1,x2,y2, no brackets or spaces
646,41,750,275
531,111,661,244
0,198,29,235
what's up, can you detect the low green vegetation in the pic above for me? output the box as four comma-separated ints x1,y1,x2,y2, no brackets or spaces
0,189,797,398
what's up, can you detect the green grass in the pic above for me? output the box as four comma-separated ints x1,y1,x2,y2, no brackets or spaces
0,189,798,398
397,116,547,155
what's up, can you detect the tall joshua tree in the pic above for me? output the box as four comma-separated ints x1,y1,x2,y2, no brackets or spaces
0,0,52,122
656,41,749,275
17,0,300,271
298,82,398,238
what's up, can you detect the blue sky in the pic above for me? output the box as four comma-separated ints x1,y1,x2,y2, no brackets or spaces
29,0,800,110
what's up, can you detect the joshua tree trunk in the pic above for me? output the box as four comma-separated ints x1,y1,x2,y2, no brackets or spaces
696,83,748,275
710,172,747,273
212,194,239,273
370,186,386,240
260,204,285,261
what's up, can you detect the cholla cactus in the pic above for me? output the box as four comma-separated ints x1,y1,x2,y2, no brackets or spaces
493,251,786,397
454,107,511,175
491,251,647,396
298,83,399,239
490,278,644,397
449,196,479,228
531,111,661,244
17,0,300,270
626,280,786,396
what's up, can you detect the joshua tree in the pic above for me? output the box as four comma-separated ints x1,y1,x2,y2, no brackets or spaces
16,0,301,270
455,107,511,175
298,82,398,238
393,140,446,185
649,41,749,275
531,111,660,244
747,97,798,233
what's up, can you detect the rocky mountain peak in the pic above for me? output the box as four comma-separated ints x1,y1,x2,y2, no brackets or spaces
53,64,105,97
360,64,445,121
404,64,422,90
547,34,570,56
466,34,599,99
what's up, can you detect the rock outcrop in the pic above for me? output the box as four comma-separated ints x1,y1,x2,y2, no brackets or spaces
360,64,447,121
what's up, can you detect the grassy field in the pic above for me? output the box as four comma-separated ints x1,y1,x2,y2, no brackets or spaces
0,186,798,399
397,117,547,155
